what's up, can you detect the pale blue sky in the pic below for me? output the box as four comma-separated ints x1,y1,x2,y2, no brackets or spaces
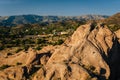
0,0,120,16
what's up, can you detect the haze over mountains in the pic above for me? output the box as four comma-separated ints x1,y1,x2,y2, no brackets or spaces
0,14,108,26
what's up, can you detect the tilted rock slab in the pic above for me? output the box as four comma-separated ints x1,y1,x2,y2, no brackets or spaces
33,23,120,80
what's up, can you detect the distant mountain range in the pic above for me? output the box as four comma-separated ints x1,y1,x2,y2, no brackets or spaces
0,14,109,26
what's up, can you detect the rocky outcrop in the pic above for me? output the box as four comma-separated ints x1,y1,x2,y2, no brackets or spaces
0,67,25,80
33,23,120,80
0,46,56,80
0,23,120,80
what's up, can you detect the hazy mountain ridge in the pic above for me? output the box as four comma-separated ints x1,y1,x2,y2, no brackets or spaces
0,14,109,26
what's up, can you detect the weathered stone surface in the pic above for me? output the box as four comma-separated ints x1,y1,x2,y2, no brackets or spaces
33,23,120,80
0,67,25,80
0,46,55,80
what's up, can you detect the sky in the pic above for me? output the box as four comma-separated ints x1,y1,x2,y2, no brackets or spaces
0,0,120,16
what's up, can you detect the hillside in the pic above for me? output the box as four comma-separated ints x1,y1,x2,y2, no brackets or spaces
105,13,120,31
0,20,85,51
0,23,120,80
105,13,120,25
0,15,108,26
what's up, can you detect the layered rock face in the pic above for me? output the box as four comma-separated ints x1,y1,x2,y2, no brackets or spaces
33,23,120,80
0,23,120,80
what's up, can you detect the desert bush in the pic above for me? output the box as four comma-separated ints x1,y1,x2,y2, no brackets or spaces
23,45,29,51
51,39,64,46
36,38,47,44
0,46,4,50
16,62,22,65
0,65,11,70
0,44,5,50
21,39,34,44
35,45,41,50
56,39,64,45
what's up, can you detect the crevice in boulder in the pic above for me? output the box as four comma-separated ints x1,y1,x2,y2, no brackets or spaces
22,66,29,79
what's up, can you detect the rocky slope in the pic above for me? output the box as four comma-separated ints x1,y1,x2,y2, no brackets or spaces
105,13,120,26
105,13,120,31
0,23,120,80
0,46,56,80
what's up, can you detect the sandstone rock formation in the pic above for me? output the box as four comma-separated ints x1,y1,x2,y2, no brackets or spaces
0,67,25,80
33,23,120,80
0,46,56,80
0,23,120,80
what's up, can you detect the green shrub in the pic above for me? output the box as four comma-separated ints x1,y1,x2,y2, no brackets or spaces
0,45,5,50
56,39,64,45
35,46,41,50
51,39,64,46
16,62,22,65
23,45,29,51
36,38,47,44
0,65,11,70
